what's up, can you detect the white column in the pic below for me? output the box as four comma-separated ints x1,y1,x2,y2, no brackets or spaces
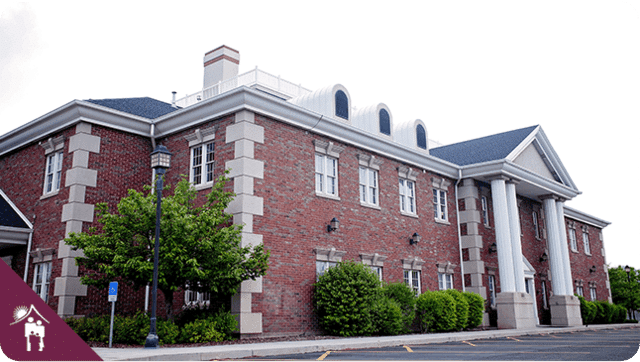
542,197,567,296
491,178,516,293
506,181,526,293
556,201,574,296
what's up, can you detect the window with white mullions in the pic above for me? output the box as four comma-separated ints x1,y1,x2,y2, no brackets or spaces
359,167,378,206
399,179,416,214
190,142,215,186
404,270,421,295
438,272,453,290
316,154,338,196
44,151,63,194
33,262,52,302
583,231,591,255
433,189,448,221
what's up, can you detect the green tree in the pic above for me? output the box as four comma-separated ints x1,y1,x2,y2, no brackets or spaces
609,265,640,320
65,172,269,321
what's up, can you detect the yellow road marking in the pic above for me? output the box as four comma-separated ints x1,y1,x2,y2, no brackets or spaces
507,336,522,342
317,351,331,360
462,340,476,346
403,345,413,352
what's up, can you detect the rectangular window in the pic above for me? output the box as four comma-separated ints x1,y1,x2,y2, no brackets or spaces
315,154,338,197
569,228,578,251
359,167,378,206
488,275,497,308
43,151,63,195
433,189,447,221
576,285,584,297
399,179,416,214
533,211,540,238
316,261,337,279
369,266,383,281
590,287,597,301
185,290,211,306
33,262,52,302
481,196,489,226
541,280,548,309
583,231,591,254
404,270,421,295
190,142,215,186
438,273,453,290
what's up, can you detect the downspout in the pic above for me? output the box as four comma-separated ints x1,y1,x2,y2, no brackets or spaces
146,122,156,312
23,215,36,283
455,169,465,292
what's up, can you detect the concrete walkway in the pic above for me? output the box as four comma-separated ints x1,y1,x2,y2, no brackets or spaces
93,323,640,361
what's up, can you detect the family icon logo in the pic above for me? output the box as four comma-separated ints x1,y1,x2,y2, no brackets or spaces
10,305,50,352
0,261,102,361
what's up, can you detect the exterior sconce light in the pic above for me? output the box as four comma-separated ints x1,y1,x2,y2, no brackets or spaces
488,243,497,254
625,265,631,274
410,233,421,245
589,265,597,273
539,252,548,263
327,218,339,232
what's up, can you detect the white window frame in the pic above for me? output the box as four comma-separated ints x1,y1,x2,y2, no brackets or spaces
533,211,540,239
33,262,52,302
315,154,338,197
481,196,489,227
488,274,497,308
438,272,453,290
404,270,421,295
43,151,63,195
184,289,211,306
359,166,379,207
433,189,448,222
569,228,578,252
370,266,383,281
576,285,584,297
589,287,597,301
399,179,416,215
583,230,591,255
190,141,215,187
541,280,548,309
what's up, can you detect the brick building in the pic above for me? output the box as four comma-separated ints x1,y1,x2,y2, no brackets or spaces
0,45,612,336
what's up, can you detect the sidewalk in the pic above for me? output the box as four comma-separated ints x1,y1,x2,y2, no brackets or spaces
93,323,640,361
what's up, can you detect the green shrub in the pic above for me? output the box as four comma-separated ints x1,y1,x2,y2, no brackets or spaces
66,315,110,343
157,319,180,345
112,311,149,345
314,260,380,336
612,304,626,323
416,291,457,333
180,317,225,343
371,295,405,335
444,289,468,331
462,291,484,329
578,296,597,325
382,282,416,332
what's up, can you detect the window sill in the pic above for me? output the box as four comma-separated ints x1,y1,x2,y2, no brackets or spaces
400,211,419,219
193,183,214,191
435,218,451,225
316,192,341,201
584,252,592,257
570,249,579,254
40,190,60,200
360,202,381,210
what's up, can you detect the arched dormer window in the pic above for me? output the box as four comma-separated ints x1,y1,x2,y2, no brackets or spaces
379,109,391,135
335,90,349,120
416,124,427,149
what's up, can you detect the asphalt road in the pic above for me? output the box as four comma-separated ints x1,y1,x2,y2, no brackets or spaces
240,327,640,361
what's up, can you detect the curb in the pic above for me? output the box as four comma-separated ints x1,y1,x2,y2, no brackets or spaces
93,323,640,361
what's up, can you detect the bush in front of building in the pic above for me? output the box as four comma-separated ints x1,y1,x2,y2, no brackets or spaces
462,291,485,329
416,290,457,333
370,295,405,336
578,297,628,325
444,289,469,331
381,282,417,333
313,260,380,336
578,296,597,325
65,308,237,345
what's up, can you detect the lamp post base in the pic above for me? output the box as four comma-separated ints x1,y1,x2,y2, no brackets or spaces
144,333,159,348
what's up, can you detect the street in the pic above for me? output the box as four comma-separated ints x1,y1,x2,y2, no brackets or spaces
238,327,639,361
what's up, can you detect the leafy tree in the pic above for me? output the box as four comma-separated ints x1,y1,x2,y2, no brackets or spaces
65,172,269,321
609,265,640,319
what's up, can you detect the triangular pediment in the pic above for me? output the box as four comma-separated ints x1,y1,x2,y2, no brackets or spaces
507,127,578,190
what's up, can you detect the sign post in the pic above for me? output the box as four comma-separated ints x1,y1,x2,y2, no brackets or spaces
108,282,118,348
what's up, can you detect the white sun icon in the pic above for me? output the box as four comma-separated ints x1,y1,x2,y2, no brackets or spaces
13,305,29,322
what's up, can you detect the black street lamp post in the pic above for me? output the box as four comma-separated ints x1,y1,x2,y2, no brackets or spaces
145,145,171,349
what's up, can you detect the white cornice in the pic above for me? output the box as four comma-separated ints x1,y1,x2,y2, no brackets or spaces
564,206,611,229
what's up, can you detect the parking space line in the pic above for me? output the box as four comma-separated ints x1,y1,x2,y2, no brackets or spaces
507,336,522,342
462,340,476,346
317,351,330,360
402,345,413,352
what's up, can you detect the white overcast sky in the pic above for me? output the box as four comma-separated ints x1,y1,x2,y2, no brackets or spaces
1,1,638,269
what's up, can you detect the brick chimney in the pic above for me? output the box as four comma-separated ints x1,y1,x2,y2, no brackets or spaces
203,45,240,89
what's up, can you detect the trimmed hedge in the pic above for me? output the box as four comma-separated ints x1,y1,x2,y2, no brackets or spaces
381,282,416,333
578,297,627,325
463,291,484,329
444,289,469,331
65,309,237,345
416,291,457,333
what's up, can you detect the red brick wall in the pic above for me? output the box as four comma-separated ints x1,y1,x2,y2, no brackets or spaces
251,114,460,335
565,220,608,302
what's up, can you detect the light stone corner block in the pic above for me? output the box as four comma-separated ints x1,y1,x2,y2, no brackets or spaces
225,121,265,144
68,133,101,154
226,158,264,180
235,110,255,124
61,203,95,223
240,277,263,293
235,312,262,334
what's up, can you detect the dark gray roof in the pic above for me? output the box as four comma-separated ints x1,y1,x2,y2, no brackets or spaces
430,125,538,166
86,97,178,119
0,193,29,229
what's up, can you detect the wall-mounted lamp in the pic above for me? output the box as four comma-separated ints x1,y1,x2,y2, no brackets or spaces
488,243,497,254
539,252,548,263
327,218,339,232
410,233,421,245
589,265,597,273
